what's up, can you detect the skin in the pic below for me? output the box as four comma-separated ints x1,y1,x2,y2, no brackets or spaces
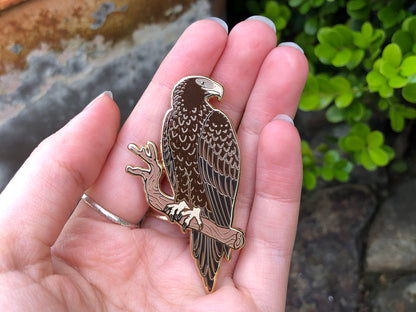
0,19,308,311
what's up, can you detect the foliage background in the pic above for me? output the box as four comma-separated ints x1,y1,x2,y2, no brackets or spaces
228,0,416,190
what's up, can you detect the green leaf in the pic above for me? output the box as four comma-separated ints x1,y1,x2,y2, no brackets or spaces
367,71,386,88
301,140,313,156
324,150,340,165
317,74,335,93
335,25,353,45
367,131,384,148
404,107,416,119
326,105,344,123
335,92,354,108
299,93,321,111
403,16,416,34
379,84,394,98
382,43,402,67
274,16,288,31
348,102,366,122
389,107,405,132
353,33,368,49
347,49,365,69
318,28,343,47
380,60,399,77
333,49,352,66
305,17,319,35
347,0,370,19
321,166,334,181
383,145,395,160
315,43,337,64
378,1,405,29
334,169,349,182
347,0,366,11
369,147,389,166
378,99,389,110
311,0,324,7
319,95,334,109
343,136,365,151
359,150,377,170
391,160,408,173
304,74,319,92
351,123,371,136
332,76,351,92
361,22,373,38
265,1,280,19
400,56,416,77
402,83,416,103
388,75,408,88
303,170,317,190
299,2,312,14
279,4,291,19
289,0,303,7
392,30,413,54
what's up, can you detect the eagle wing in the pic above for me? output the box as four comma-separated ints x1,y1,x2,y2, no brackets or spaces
192,109,240,290
198,110,240,228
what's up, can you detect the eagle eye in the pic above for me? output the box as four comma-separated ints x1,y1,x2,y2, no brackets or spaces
196,78,211,89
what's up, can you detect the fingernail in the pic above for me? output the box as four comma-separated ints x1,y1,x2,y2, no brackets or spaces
206,17,228,33
102,90,113,99
273,114,294,126
246,15,276,32
278,42,304,54
84,90,113,111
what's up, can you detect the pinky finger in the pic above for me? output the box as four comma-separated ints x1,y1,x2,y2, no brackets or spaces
234,117,302,311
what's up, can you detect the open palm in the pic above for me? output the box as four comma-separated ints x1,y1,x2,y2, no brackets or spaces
0,18,308,311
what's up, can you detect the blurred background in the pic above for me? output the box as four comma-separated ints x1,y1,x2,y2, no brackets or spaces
1,1,416,311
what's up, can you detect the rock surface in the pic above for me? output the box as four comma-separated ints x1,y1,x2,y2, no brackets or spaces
287,184,377,311
372,275,416,312
0,0,211,191
366,179,416,272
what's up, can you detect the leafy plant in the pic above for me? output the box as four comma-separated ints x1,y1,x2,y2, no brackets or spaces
247,0,416,190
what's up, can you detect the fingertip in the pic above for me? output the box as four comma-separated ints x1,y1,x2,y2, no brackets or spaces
148,18,228,93
183,18,229,43
278,42,304,54
259,118,301,166
245,15,276,33
267,45,309,83
205,17,228,33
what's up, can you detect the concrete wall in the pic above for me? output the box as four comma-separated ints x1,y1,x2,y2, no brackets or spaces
0,0,214,191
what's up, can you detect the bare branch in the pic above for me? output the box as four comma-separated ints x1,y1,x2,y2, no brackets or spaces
126,142,244,250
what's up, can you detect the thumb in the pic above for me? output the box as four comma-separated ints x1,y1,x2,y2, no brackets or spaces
0,92,120,260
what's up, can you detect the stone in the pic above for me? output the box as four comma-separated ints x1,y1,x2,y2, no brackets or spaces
287,184,377,312
0,0,197,75
372,275,416,312
0,0,212,191
366,179,416,272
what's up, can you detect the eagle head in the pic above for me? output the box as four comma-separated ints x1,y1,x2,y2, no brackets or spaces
173,76,224,103
194,76,224,101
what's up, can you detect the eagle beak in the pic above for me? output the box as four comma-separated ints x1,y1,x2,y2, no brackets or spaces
209,82,224,101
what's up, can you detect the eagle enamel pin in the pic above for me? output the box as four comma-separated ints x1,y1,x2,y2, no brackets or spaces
126,76,244,293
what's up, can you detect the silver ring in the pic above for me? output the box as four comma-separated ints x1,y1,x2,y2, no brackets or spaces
81,193,139,228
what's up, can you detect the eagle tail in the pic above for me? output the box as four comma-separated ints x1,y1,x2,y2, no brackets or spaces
191,230,225,292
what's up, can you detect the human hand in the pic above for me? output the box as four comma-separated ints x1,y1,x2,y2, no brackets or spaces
0,17,308,311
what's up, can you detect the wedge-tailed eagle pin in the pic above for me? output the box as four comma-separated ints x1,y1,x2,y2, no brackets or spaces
126,76,244,293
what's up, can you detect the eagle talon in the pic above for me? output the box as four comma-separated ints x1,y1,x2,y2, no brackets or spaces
182,207,203,231
166,201,190,223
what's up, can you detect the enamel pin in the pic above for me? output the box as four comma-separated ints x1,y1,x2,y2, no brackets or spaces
126,76,244,293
